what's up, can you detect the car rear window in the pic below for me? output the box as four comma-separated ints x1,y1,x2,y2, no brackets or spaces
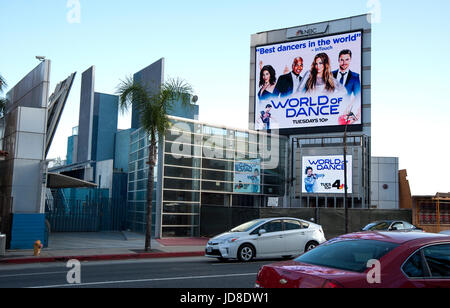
363,222,390,231
295,239,399,273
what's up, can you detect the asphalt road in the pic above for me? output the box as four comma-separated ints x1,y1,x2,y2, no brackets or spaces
0,256,282,288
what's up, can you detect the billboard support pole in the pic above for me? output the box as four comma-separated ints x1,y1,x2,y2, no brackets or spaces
344,112,355,234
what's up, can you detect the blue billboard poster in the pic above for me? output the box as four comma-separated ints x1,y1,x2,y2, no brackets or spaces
234,159,261,194
255,31,362,131
302,155,352,194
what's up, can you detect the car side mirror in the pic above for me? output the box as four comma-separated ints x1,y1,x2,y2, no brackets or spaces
258,229,266,236
390,226,397,231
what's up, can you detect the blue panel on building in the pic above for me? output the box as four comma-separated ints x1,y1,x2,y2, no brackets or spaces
92,93,119,162
114,129,135,172
10,214,46,250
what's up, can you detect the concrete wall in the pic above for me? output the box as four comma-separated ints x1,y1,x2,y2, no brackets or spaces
0,61,50,248
0,60,50,214
371,157,399,209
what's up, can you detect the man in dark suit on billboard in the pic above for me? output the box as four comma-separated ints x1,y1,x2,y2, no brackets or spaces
332,49,361,97
274,57,304,97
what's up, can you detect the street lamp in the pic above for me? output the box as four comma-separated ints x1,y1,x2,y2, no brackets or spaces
343,111,355,234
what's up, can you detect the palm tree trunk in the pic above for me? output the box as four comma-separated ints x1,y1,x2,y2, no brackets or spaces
145,133,157,252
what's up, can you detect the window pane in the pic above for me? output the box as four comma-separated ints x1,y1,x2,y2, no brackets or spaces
263,220,283,233
284,220,302,231
202,158,233,171
295,240,399,273
201,180,232,192
423,244,450,278
162,214,200,226
202,169,233,182
163,202,200,214
164,178,200,191
164,166,200,179
163,190,200,202
403,251,426,278
202,193,230,207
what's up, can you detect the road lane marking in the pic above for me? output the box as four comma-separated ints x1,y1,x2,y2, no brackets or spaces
30,272,257,288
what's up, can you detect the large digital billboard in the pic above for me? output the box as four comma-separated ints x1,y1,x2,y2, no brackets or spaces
302,155,352,194
254,31,362,132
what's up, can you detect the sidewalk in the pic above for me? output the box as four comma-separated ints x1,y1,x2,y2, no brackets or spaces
0,232,209,264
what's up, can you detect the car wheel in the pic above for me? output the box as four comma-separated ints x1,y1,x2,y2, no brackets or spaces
305,241,319,252
238,244,255,262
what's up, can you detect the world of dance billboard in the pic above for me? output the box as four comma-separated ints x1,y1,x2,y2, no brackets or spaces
254,31,362,132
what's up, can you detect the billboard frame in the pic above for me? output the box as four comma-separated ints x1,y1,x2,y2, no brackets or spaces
253,28,365,136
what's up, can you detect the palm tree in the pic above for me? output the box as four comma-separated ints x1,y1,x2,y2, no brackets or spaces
0,74,7,117
117,77,194,251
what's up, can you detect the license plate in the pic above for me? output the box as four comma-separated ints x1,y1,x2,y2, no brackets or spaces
207,247,213,253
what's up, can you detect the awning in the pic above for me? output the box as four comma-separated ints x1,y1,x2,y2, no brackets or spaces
47,172,97,189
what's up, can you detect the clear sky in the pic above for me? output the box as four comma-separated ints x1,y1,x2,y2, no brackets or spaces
1,0,449,196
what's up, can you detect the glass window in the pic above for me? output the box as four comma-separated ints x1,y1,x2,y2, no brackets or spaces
163,202,200,214
163,190,200,202
403,222,415,230
164,166,200,179
295,240,399,273
392,222,405,230
164,178,200,191
402,251,426,278
362,221,390,231
284,220,302,231
231,219,266,233
162,214,200,226
202,158,233,171
301,222,310,229
202,169,233,182
129,162,136,172
423,244,450,278
201,180,232,192
137,159,144,170
263,185,281,195
262,220,283,233
201,193,230,207
164,155,201,168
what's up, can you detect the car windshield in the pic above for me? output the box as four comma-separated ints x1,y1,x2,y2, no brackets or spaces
295,239,399,273
362,222,390,231
230,219,266,232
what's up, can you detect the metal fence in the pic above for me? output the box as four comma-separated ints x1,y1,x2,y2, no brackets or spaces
46,197,127,232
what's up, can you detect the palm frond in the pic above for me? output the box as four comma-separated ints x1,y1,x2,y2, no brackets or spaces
115,76,150,114
116,76,194,138
0,98,7,117
0,74,7,94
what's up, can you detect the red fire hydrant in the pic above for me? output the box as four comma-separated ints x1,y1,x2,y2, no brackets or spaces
33,240,43,256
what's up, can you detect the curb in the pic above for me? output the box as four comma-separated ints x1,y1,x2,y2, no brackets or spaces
0,251,205,265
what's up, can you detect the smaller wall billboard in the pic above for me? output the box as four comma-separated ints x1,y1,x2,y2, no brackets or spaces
302,155,352,194
234,159,261,194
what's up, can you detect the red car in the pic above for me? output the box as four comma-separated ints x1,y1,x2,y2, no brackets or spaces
256,231,450,288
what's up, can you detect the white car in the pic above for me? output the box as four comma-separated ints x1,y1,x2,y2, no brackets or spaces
205,217,326,262
440,230,450,236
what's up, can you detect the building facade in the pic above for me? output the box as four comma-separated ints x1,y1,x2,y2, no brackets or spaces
127,116,288,237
